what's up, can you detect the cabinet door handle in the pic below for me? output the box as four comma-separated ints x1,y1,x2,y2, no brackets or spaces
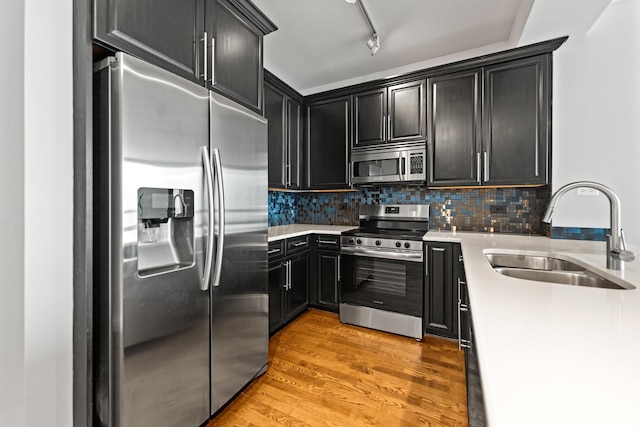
337,255,341,282
457,298,462,351
210,36,216,84
285,260,291,291
382,114,386,140
318,240,338,245
200,32,208,82
483,151,489,182
291,241,307,247
268,248,281,255
476,152,481,183
432,247,445,252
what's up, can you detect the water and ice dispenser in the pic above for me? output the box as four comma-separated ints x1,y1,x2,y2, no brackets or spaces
137,187,195,276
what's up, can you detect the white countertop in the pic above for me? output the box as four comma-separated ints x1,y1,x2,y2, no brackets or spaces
268,224,356,241
424,231,640,427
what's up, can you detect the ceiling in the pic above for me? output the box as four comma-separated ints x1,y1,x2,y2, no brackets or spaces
251,0,534,95
251,0,613,96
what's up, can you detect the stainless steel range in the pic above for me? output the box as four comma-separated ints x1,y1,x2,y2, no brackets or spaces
340,204,429,339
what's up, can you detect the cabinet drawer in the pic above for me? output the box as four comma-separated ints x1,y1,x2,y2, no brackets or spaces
268,240,285,260
315,234,340,251
286,236,309,255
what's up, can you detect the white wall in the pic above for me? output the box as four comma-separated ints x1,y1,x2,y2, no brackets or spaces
0,0,26,425
523,0,640,244
24,0,74,423
0,0,74,425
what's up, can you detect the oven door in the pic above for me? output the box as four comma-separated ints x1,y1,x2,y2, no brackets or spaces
340,252,423,317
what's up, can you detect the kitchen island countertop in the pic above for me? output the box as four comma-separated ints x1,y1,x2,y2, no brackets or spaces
424,231,640,427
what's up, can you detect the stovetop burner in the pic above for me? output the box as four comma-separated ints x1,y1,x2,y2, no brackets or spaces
341,204,430,251
341,227,428,240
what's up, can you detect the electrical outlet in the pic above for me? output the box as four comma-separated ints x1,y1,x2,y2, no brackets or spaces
490,205,507,214
577,188,600,197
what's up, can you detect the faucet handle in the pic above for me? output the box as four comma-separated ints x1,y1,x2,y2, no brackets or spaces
620,229,629,251
611,230,635,262
610,248,635,262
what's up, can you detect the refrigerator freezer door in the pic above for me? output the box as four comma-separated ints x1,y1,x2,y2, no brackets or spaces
208,92,269,415
94,52,211,427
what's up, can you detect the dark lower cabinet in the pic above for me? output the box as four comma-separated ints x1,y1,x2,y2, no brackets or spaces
268,259,286,332
288,252,310,316
306,97,351,189
268,238,309,334
424,242,457,338
312,235,341,312
458,257,487,427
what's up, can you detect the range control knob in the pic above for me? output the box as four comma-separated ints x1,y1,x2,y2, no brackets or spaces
356,238,362,245
404,242,411,249
395,241,402,248
349,238,355,245
375,240,381,246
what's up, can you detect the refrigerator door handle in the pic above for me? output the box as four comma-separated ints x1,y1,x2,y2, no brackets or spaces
201,146,215,291
211,147,225,288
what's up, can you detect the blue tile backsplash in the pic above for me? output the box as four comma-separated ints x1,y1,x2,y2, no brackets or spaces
269,185,551,234
550,226,610,241
268,191,297,225
268,185,609,241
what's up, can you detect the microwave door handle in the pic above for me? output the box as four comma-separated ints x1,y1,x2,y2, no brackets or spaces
399,154,407,180
200,146,215,291
211,148,225,288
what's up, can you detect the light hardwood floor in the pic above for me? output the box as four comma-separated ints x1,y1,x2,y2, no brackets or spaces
208,309,468,426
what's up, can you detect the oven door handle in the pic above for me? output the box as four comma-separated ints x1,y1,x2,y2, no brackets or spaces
340,247,423,262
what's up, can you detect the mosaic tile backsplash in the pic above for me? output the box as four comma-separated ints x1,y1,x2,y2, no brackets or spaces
269,185,552,235
550,226,610,241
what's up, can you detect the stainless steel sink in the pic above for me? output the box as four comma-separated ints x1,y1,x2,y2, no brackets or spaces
485,253,584,272
485,252,635,290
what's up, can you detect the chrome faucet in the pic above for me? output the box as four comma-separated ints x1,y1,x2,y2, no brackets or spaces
542,181,635,270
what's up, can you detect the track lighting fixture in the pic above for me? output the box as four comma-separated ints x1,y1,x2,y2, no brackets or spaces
346,0,380,56
366,33,380,56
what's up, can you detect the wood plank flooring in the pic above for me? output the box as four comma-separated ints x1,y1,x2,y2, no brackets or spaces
208,309,468,426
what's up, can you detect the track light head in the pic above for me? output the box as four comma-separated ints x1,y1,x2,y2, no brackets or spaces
366,34,380,55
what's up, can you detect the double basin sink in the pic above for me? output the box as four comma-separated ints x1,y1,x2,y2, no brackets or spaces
485,252,635,290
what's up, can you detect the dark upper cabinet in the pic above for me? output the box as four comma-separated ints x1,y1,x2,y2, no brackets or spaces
286,98,303,189
353,88,386,147
265,83,286,188
306,96,351,190
483,55,549,185
428,54,550,187
94,0,205,83
428,69,482,187
424,242,457,339
95,0,275,113
264,75,303,189
206,0,271,113
353,80,426,149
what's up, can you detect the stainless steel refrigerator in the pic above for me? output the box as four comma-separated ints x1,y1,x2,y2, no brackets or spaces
94,52,268,426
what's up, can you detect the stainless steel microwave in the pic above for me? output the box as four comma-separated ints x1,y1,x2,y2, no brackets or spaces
350,147,426,184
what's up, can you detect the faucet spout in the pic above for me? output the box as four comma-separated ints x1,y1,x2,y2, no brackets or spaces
543,181,634,270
